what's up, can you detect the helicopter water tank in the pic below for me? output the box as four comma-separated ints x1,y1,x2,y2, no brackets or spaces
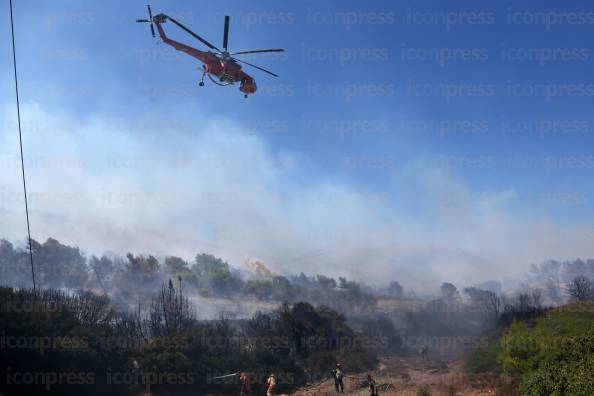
240,78,257,95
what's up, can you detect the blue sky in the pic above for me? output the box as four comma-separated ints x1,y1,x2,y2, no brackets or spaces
2,0,594,289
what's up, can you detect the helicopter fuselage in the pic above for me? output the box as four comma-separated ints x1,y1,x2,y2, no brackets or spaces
154,19,257,95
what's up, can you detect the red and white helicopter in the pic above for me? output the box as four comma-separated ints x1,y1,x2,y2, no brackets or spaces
137,5,285,98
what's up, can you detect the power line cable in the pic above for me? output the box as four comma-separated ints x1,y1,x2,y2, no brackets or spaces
9,0,36,291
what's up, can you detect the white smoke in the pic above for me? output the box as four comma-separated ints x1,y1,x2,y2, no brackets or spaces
2,102,594,291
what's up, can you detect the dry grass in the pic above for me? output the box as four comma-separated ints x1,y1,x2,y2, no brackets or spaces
287,356,498,396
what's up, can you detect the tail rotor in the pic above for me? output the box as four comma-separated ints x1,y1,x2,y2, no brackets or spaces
136,4,156,38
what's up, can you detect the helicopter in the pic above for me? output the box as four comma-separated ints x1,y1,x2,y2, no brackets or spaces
136,6,285,98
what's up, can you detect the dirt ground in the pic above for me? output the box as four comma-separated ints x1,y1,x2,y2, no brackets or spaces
287,356,499,396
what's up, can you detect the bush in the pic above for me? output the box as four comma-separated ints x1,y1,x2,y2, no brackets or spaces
464,338,502,376
445,384,457,396
416,386,431,396
498,304,594,395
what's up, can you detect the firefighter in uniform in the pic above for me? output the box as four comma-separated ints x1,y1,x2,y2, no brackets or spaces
239,371,251,396
265,373,276,396
368,374,379,396
331,364,345,393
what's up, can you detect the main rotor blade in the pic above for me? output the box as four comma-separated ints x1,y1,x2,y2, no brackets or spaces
150,23,156,37
232,49,285,56
167,15,221,52
232,57,278,77
223,16,230,50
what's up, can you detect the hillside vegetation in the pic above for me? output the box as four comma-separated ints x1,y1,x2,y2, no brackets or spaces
0,284,386,395
465,302,594,396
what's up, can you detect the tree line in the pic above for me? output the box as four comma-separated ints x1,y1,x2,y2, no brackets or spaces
0,281,393,395
0,238,376,314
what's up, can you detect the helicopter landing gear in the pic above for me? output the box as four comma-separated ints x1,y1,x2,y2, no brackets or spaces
244,94,248,99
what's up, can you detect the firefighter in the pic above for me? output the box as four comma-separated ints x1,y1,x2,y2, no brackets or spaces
420,344,428,362
265,373,276,396
239,371,251,396
331,363,345,393
367,374,379,396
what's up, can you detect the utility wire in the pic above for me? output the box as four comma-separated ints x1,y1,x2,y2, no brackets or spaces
9,0,36,292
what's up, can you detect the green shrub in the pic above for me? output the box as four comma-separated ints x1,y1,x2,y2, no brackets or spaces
464,338,502,375
416,386,431,396
445,384,457,396
498,304,594,396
